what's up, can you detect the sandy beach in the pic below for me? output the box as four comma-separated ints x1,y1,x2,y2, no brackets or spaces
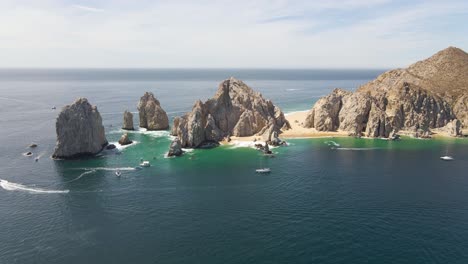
222,110,465,146
281,111,349,138
222,111,349,146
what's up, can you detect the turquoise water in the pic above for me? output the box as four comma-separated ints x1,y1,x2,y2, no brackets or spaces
1,69,468,264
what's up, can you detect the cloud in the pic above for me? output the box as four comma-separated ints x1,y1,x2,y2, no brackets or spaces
0,0,466,68
72,4,103,13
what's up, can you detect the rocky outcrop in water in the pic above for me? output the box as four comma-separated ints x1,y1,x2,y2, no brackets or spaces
138,92,169,130
118,133,132,145
167,138,184,157
304,47,468,137
122,110,134,130
52,98,108,159
171,77,290,148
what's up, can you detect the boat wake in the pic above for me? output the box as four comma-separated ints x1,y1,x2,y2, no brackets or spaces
335,147,379,151
325,141,341,147
64,170,96,183
0,179,69,194
76,167,137,171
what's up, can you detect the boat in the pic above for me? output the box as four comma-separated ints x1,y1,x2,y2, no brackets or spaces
140,161,151,167
256,168,271,173
52,106,56,110
115,170,122,177
440,156,454,161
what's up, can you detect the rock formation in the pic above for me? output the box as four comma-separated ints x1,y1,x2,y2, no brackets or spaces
304,47,468,137
439,119,462,137
168,138,184,157
122,110,134,130
137,92,169,130
53,98,108,159
118,133,132,145
171,77,290,148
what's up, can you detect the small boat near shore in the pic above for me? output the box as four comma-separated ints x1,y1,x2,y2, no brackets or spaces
140,161,151,167
256,168,271,173
440,156,454,161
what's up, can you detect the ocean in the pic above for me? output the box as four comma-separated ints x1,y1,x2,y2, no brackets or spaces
0,69,467,264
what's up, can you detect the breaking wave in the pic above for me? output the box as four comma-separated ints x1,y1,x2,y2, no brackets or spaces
109,141,139,151
108,128,170,138
0,179,69,194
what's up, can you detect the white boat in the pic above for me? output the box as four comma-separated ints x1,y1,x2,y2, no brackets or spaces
115,170,122,177
256,168,271,173
140,161,151,167
440,156,454,161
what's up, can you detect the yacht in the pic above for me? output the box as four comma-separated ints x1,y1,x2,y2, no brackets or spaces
440,156,454,161
256,168,271,173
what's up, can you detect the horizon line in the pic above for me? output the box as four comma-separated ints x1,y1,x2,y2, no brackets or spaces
0,67,391,71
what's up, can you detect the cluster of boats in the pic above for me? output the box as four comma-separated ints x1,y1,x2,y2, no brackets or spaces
112,150,453,178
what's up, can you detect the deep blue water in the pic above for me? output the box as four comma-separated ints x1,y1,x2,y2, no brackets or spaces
0,69,467,264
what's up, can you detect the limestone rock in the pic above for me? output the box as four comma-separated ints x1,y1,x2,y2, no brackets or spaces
53,98,108,159
118,133,132,146
453,95,468,127
122,110,134,130
171,77,290,148
168,138,184,157
138,92,169,130
304,47,468,138
338,93,372,136
304,88,350,131
440,119,462,137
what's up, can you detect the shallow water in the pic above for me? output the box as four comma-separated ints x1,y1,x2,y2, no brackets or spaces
1,69,468,264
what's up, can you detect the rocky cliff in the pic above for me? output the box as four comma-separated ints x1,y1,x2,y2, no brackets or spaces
138,92,169,130
52,98,108,159
304,47,468,137
171,77,290,148
122,110,134,130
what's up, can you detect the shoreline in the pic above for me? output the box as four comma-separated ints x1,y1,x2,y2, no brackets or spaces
223,110,466,145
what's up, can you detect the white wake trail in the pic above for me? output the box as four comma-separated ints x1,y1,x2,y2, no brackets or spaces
76,167,137,171
335,147,379,151
0,179,69,194
64,170,96,183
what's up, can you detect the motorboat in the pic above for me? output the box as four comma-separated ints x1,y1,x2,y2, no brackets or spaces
115,170,122,177
440,156,454,161
140,161,151,167
256,168,271,173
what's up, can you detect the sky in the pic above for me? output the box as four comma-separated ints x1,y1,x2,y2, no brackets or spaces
0,0,467,68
